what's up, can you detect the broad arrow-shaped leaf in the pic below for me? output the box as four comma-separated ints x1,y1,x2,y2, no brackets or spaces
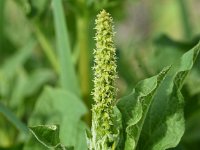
117,66,171,150
139,41,200,150
117,41,200,150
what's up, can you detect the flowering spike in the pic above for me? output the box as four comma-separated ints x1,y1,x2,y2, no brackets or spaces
88,9,119,150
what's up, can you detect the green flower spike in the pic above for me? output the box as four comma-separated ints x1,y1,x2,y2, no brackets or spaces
88,10,119,150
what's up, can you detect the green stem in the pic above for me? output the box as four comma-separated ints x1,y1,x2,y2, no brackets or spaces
75,10,91,124
90,10,119,150
178,0,192,39
77,15,90,99
0,0,5,51
34,25,60,74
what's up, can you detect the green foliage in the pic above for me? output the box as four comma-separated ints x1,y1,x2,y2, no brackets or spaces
1,0,200,150
28,42,200,150
117,42,200,150
117,66,171,150
140,42,200,150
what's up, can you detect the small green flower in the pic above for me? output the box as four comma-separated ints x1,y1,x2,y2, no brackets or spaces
88,9,119,150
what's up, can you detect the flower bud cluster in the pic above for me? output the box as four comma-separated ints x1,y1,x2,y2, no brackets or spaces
90,10,118,150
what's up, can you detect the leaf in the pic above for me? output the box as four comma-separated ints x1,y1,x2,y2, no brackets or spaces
117,66,171,150
117,41,200,150
29,125,60,148
52,0,80,96
10,69,54,111
139,41,200,150
23,135,47,150
154,34,199,52
152,45,183,71
29,124,75,150
27,87,88,150
75,121,89,150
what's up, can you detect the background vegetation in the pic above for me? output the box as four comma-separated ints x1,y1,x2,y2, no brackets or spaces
0,0,200,149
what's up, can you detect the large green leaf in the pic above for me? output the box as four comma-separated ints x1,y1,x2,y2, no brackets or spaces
52,0,80,96
117,66,171,150
139,41,200,150
26,87,87,150
117,41,200,150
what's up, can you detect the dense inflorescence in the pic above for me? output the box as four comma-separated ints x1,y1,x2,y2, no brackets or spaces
89,10,118,150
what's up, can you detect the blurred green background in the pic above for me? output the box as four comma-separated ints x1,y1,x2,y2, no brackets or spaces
0,0,200,149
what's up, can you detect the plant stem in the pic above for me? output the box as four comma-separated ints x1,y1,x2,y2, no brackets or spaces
0,0,5,51
76,14,90,101
75,0,91,124
177,0,192,39
34,25,60,74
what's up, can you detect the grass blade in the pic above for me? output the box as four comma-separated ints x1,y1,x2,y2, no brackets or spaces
52,0,80,96
0,102,29,135
34,25,60,74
